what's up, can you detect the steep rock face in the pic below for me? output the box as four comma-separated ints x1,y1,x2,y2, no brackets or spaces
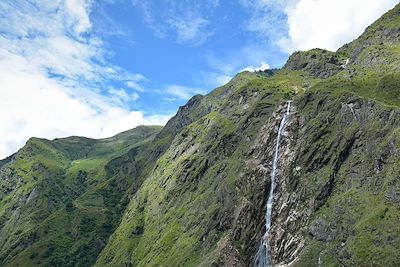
94,5,400,265
270,93,400,266
231,101,302,265
297,97,399,266
0,3,399,267
0,154,14,169
232,87,400,267
95,71,298,267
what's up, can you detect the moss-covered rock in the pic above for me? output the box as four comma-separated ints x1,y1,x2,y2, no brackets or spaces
0,3,399,267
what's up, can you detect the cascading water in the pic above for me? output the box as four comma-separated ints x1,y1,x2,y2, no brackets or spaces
254,101,292,267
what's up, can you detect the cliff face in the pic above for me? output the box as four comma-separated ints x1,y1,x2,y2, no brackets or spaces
0,3,399,267
95,4,400,266
95,70,294,266
267,93,400,266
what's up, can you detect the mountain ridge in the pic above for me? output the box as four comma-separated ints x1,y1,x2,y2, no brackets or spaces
0,3,399,266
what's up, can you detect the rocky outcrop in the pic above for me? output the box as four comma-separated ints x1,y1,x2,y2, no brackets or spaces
284,49,345,79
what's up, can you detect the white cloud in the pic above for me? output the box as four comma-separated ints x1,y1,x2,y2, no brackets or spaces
163,85,205,100
205,43,273,79
278,0,399,52
192,71,233,91
125,81,145,91
168,16,212,45
0,68,170,155
125,74,147,91
240,0,290,43
241,62,270,72
0,1,171,158
132,0,216,45
65,0,93,34
108,88,140,104
244,0,398,53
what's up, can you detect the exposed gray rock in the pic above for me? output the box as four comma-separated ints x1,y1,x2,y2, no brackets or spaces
308,219,334,242
284,49,344,79
386,186,400,203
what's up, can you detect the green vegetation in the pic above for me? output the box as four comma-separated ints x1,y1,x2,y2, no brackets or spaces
0,126,162,266
0,3,399,267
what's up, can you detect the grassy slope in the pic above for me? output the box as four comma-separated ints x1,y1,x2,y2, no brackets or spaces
95,71,399,266
94,71,315,266
0,126,162,266
97,4,400,266
0,3,398,267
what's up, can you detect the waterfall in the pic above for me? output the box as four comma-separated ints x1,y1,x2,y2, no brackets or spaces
254,101,292,267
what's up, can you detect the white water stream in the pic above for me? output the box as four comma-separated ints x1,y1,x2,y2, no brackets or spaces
254,101,292,267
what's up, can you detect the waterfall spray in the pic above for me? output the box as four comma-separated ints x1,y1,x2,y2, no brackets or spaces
254,101,292,267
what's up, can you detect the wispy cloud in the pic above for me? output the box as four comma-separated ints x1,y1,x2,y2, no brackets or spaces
239,0,290,43
132,0,217,46
92,2,135,40
241,62,270,72
108,88,140,106
162,85,205,101
0,0,171,158
168,16,212,45
204,43,273,77
125,74,147,91
195,71,233,90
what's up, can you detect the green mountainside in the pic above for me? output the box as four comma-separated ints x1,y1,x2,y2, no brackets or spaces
0,126,163,266
0,3,399,267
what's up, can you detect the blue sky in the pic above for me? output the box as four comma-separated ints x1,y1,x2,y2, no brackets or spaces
0,0,398,158
90,0,289,114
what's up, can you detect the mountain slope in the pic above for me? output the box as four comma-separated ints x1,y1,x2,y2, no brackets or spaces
96,4,400,266
95,70,300,266
0,126,162,266
0,3,399,267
